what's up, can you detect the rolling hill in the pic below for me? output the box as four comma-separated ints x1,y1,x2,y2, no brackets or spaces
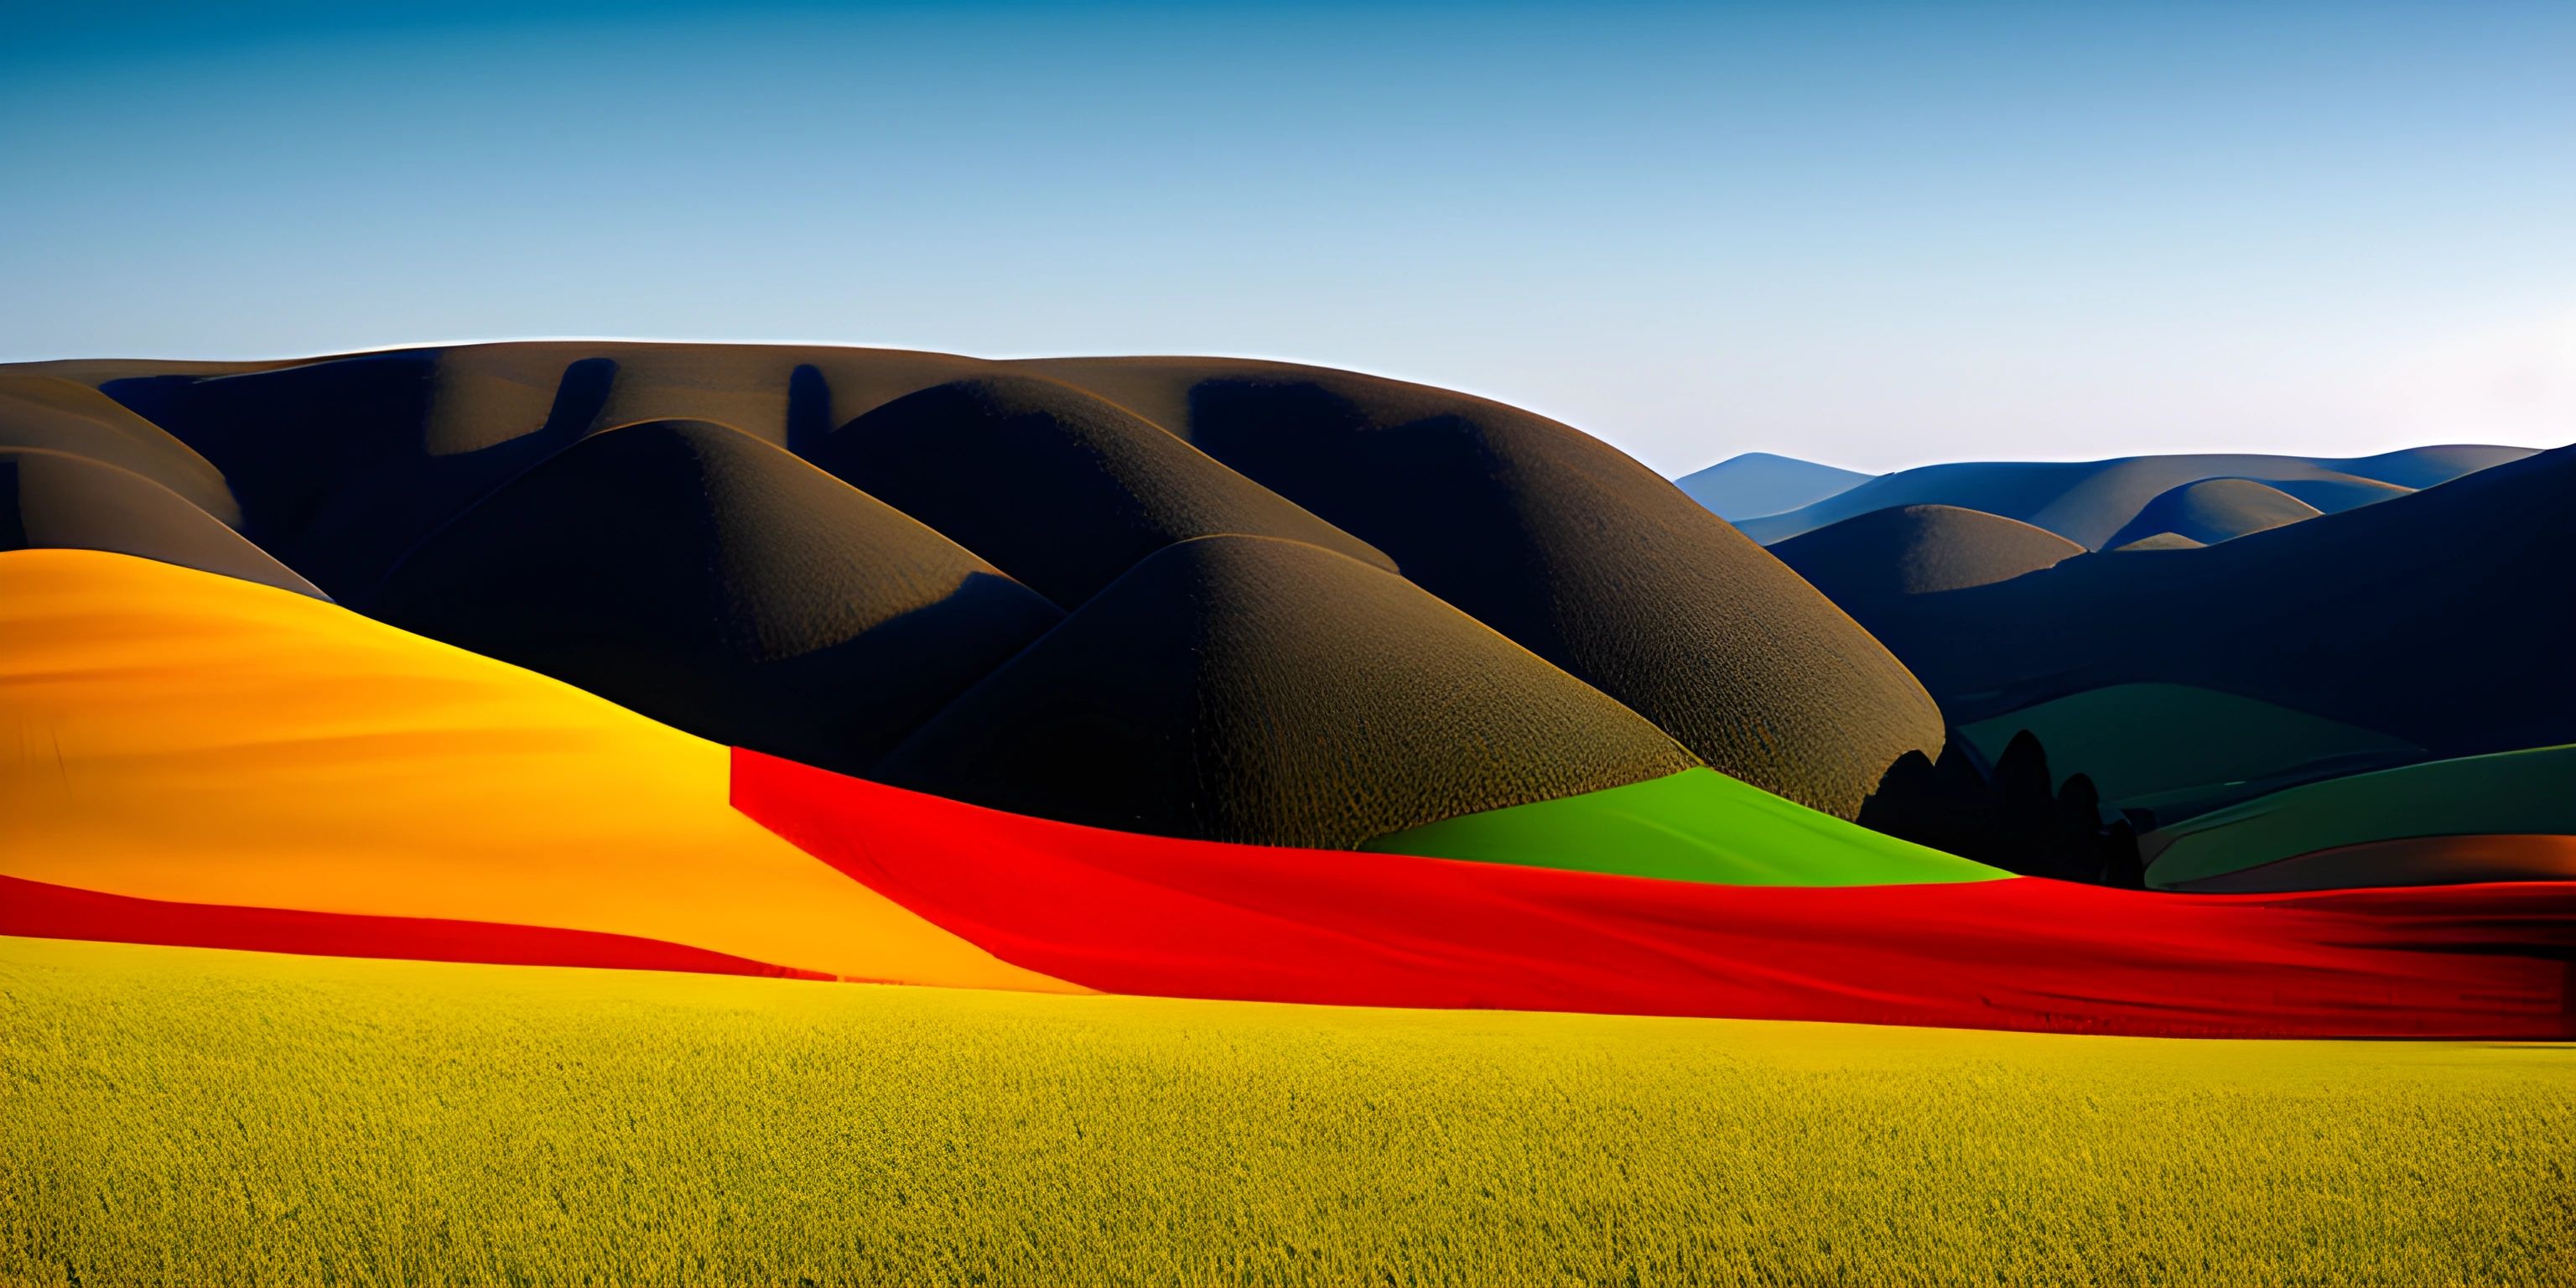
1848,444,2576,758
1769,504,2084,617
1019,358,1945,818
810,374,1392,607
29,343,1947,820
1736,447,2524,548
1,448,322,599
0,373,242,526
2101,478,2321,549
369,418,1064,776
875,534,1701,848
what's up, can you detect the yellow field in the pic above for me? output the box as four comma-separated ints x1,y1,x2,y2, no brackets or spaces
3,937,2568,1286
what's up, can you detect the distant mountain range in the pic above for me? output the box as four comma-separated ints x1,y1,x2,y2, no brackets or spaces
1676,446,2532,548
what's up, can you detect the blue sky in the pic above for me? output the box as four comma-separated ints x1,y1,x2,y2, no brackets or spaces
4,1,2570,474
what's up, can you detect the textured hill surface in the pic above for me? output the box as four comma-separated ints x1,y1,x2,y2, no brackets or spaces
0,549,1062,990
371,419,1062,776
1673,452,1874,521
1737,447,2527,548
2109,532,2205,552
2101,479,2321,550
1770,505,2083,616
1,448,321,598
1857,444,2576,756
1019,357,1943,818
0,375,242,526
80,343,1006,598
811,375,1390,607
1,341,1960,825
876,535,1701,848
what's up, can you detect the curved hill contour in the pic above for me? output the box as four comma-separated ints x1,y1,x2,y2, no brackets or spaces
371,418,1063,776
2110,532,2205,552
1736,447,2527,548
875,534,1702,849
1016,358,1943,818
0,375,242,526
811,375,1393,607
86,343,1009,598
1858,444,2576,757
2102,479,2321,550
1,449,322,599
1770,505,2083,615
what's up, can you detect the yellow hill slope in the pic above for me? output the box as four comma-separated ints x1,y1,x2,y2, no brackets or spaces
0,548,1072,993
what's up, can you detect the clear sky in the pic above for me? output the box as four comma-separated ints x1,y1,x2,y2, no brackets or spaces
4,1,2569,475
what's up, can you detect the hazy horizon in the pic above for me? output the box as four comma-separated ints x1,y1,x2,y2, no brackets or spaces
5,1,2569,475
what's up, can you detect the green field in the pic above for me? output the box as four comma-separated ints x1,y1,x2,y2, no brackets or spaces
1363,766,2004,885
2144,743,2576,886
3,937,2569,1286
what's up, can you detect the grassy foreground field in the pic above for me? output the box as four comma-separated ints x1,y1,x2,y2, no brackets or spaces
3,937,2568,1286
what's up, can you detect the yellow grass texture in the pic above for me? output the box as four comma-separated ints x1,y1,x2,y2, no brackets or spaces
3,936,2568,1287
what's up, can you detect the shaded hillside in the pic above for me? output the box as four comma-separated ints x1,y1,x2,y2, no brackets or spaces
0,449,322,598
371,419,1062,775
1737,447,2529,548
2109,532,2205,552
1955,683,2423,819
1673,452,1873,521
1860,444,2576,757
89,343,1002,598
875,535,1701,849
2101,479,2319,549
1770,505,2082,619
811,375,1391,607
1021,357,1943,818
0,375,241,526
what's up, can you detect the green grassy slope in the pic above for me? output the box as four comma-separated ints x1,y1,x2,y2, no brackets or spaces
2144,744,2576,887
1961,683,2423,818
7,937,2569,1287
1361,767,2005,886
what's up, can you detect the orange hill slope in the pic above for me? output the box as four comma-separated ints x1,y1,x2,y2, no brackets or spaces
0,548,1072,994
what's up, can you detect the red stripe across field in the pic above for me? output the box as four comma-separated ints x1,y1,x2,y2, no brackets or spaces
734,748,2576,1039
0,875,834,980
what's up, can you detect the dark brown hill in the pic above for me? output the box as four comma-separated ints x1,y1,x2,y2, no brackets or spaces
0,375,242,527
1861,444,2576,758
2101,478,2320,550
875,535,1701,848
1016,358,1945,818
32,343,1945,817
809,375,1392,606
0,448,321,598
370,418,1062,774
1771,506,2085,615
88,343,1003,598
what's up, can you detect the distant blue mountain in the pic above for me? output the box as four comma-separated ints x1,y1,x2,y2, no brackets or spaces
1673,452,1874,521
1732,446,2534,548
